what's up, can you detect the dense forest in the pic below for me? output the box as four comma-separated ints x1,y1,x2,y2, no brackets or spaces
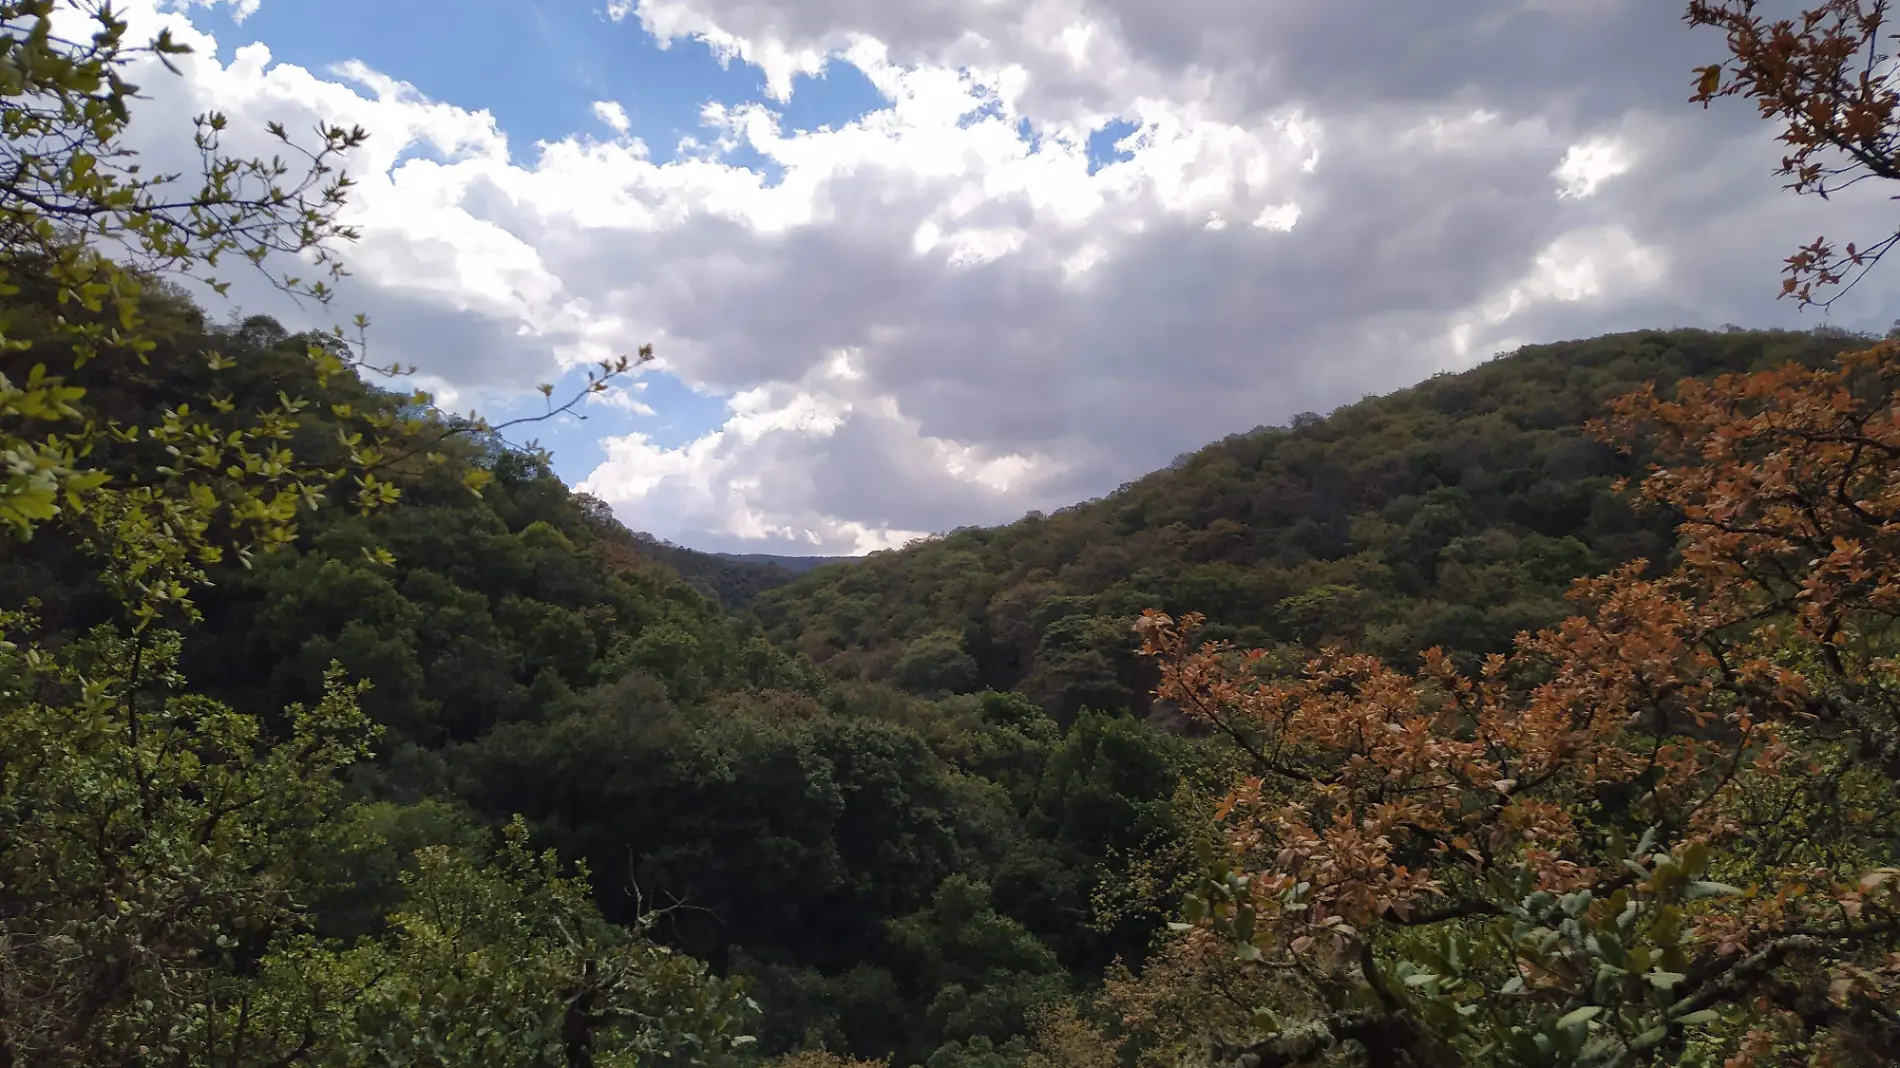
2,278,1203,1066
717,553,859,577
4,2,1899,1067
621,536,808,609
751,328,1872,717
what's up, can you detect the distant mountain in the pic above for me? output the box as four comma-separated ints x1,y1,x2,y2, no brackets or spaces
572,523,809,608
748,327,1875,719
715,552,859,575
556,514,859,607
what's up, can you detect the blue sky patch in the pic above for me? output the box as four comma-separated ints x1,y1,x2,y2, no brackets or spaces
958,94,1007,129
476,365,731,485
1015,116,1041,151
1085,118,1140,174
179,1,902,489
778,59,885,135
188,0,885,170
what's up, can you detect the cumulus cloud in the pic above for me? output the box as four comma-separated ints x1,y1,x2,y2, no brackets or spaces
165,0,262,23
592,100,632,135
1554,137,1634,200
98,0,1900,553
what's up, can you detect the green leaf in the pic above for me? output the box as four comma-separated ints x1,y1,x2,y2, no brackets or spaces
1674,1009,1721,1026
1631,1026,1669,1050
1644,971,1686,990
1555,1005,1601,1031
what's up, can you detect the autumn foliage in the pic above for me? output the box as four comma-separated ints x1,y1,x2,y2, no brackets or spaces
1688,0,1900,306
1134,345,1900,1065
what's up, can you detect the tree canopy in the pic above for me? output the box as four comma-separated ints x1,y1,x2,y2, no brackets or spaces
6,3,1900,1068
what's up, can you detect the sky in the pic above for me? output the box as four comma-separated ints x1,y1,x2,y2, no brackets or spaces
103,0,1900,554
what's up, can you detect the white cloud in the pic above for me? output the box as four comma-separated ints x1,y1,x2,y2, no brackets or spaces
586,379,656,416
593,100,633,135
580,391,935,555
1446,225,1668,359
1554,136,1634,199
636,0,833,102
165,0,262,23
93,0,1900,553
1252,202,1300,231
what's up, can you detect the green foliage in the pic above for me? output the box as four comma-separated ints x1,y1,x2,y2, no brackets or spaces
302,796,489,941
0,16,757,1064
0,257,1152,1066
456,689,975,955
885,876,1068,1059
1197,839,1759,1068
930,690,1059,810
0,0,374,579
753,328,1871,711
0,1,362,300
894,630,981,697
0,608,759,1065
1029,711,1177,861
316,820,758,1068
0,623,374,1063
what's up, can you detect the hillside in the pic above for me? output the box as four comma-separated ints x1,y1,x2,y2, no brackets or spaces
15,7,1900,1061
10,285,1890,1067
558,537,853,609
603,527,810,606
0,277,1198,1068
15,294,1898,1067
749,326,1876,718
718,551,860,575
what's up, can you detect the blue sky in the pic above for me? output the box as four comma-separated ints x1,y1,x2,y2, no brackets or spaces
480,365,734,477
182,0,1159,498
187,0,887,157
183,0,890,487
136,0,1900,553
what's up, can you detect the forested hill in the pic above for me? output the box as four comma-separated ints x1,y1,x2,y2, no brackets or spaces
2,277,1199,1068
580,538,853,609
612,529,811,606
15,6,1900,1062
749,327,1875,718
719,551,860,575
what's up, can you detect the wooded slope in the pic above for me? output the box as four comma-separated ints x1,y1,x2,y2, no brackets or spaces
752,327,1872,718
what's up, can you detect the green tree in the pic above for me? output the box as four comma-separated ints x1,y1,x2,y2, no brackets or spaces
885,876,1068,1061
0,6,754,1063
314,821,757,1068
0,623,375,1063
893,631,980,698
0,0,371,559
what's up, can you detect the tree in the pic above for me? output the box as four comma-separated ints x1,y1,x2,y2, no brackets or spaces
884,875,1068,1061
0,0,641,575
894,632,981,698
1076,15,1900,1066
0,0,369,550
0,6,757,1064
0,618,761,1066
311,821,757,1068
1131,337,1900,1065
1689,0,1900,307
0,624,378,1064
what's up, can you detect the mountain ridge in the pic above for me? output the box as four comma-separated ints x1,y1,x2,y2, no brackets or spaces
714,551,860,575
748,325,1876,718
